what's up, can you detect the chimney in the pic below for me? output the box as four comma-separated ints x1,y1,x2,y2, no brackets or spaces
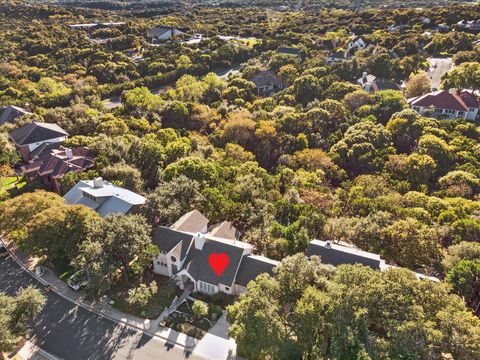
93,177,104,188
362,71,368,81
325,240,332,249
194,232,205,250
65,148,73,160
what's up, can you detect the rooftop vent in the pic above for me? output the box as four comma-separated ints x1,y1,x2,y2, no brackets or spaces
325,240,332,249
65,148,73,160
93,177,104,188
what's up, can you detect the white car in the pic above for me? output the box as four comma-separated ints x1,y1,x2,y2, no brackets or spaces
67,271,89,291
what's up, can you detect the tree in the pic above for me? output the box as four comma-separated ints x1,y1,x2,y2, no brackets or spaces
192,300,208,318
141,175,205,226
102,163,144,192
228,257,480,360
442,62,480,91
22,204,98,261
446,260,480,307
405,72,431,98
127,281,158,308
0,190,65,236
74,214,156,295
382,217,442,268
0,286,45,353
330,120,394,177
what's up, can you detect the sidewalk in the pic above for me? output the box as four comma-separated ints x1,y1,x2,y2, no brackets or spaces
3,239,241,360
3,240,198,350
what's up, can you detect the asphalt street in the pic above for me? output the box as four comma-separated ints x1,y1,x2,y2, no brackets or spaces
0,256,203,360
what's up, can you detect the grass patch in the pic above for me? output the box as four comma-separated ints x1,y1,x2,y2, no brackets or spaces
109,273,176,319
0,176,18,191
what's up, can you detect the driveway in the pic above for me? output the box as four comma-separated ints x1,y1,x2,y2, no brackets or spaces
193,313,238,360
0,257,202,360
428,57,453,90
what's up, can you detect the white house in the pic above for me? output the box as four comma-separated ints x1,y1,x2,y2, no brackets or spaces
347,35,368,52
9,121,68,161
408,89,479,121
147,26,186,42
152,211,278,296
64,178,146,217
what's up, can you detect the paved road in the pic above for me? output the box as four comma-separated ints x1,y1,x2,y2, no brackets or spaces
428,57,453,90
0,256,202,360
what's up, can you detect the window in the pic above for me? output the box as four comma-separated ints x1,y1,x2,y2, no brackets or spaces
157,261,161,265
458,111,465,116
170,256,177,262
225,287,230,292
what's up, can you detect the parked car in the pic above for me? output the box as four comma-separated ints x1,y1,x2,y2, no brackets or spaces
0,240,8,258
67,271,89,291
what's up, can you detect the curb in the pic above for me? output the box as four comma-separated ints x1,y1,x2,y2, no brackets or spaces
3,242,198,351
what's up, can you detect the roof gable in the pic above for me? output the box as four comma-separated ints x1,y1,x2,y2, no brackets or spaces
172,210,209,233
9,121,68,146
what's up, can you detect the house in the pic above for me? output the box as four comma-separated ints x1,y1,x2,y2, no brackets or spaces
408,89,479,121
9,121,68,161
326,50,349,65
347,35,368,52
64,177,146,217
276,47,302,57
147,26,186,42
251,70,285,96
20,146,94,193
457,20,480,32
152,211,278,296
307,240,439,282
0,105,31,125
357,72,401,92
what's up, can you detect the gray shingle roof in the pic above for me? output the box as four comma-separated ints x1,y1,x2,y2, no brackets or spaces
306,240,382,269
277,47,301,56
9,121,68,146
171,210,209,233
235,255,279,288
251,70,283,88
0,106,31,125
152,227,194,260
208,221,238,240
183,239,245,287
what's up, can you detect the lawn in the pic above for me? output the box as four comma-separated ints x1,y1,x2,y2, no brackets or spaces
0,176,28,200
109,273,177,319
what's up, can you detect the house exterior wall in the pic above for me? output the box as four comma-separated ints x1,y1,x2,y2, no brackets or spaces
153,242,182,276
466,108,479,121
410,105,478,121
26,136,67,153
233,284,247,296
196,280,219,295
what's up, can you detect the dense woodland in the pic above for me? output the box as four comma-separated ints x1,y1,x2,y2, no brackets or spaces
1,1,480,358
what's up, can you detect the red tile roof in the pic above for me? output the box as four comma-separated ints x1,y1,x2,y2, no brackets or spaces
21,146,94,179
408,90,478,112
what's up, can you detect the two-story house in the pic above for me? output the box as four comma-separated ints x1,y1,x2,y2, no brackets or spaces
152,210,279,296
